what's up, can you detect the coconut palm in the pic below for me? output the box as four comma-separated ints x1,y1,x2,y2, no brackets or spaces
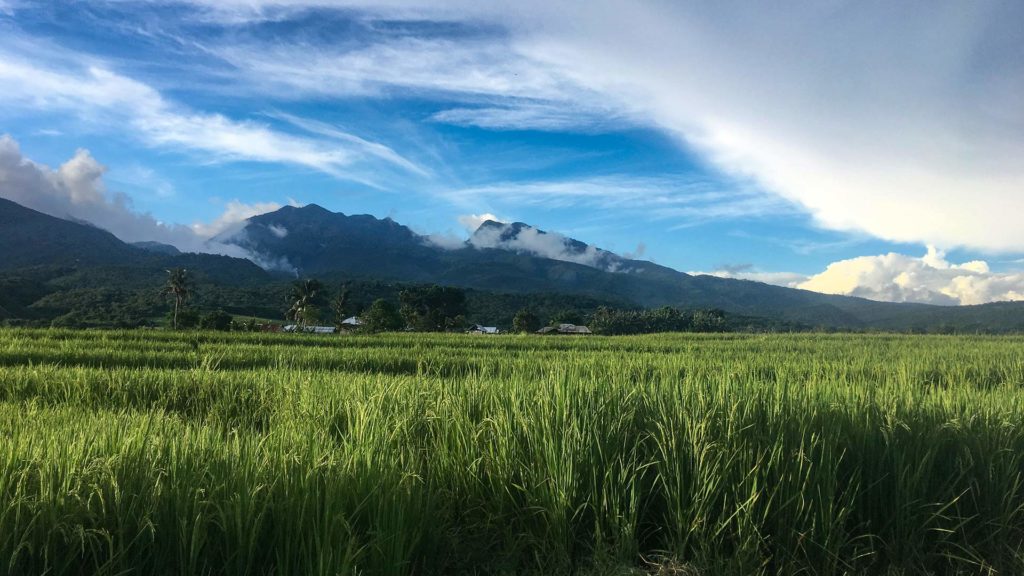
287,278,322,329
162,268,191,330
330,282,351,329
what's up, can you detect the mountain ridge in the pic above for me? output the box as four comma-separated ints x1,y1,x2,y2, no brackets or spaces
4,196,1024,331
216,203,1024,330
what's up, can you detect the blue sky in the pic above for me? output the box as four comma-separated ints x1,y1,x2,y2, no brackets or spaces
1,1,1022,304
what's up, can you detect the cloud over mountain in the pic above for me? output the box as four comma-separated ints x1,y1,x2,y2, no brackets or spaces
0,134,278,258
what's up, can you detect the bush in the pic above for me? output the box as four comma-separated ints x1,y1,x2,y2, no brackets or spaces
199,309,232,331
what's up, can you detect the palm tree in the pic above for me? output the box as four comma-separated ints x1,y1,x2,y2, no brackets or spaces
162,268,191,330
330,282,351,329
287,278,322,329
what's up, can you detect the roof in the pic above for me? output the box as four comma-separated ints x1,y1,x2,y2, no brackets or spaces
537,323,592,335
284,324,336,334
468,324,499,334
341,316,363,326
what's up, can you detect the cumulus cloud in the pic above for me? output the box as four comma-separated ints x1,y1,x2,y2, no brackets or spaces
0,134,287,267
696,248,1024,305
798,247,1024,306
0,134,194,245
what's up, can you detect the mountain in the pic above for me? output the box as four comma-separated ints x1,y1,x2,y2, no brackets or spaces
220,204,446,278
0,198,279,327
219,204,1024,330
0,197,147,270
5,197,1024,331
0,197,269,283
133,241,181,256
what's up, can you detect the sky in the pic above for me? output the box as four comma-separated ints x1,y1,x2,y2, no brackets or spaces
1,1,1022,305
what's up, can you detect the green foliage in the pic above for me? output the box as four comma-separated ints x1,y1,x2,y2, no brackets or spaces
330,282,351,328
2,331,1024,574
549,309,584,325
165,306,199,329
199,309,233,331
398,285,467,332
512,308,540,333
162,267,192,330
589,305,726,334
286,278,323,327
361,299,405,332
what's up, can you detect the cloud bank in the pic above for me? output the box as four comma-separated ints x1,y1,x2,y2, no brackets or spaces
798,248,1024,306
701,248,1024,306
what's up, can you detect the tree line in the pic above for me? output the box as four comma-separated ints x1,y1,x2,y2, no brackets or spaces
160,268,731,334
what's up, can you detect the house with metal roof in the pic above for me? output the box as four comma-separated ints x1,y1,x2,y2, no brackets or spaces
537,323,592,335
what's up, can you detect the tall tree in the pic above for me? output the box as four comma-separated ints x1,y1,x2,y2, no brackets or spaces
330,282,351,329
512,308,540,333
287,278,323,328
399,285,466,332
362,299,405,333
162,268,191,330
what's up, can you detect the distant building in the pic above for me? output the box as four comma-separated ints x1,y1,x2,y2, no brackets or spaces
284,325,336,334
467,324,500,334
537,323,592,335
340,316,363,330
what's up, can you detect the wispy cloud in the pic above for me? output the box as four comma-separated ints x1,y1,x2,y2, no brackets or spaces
441,176,796,225
0,44,418,184
430,102,625,132
695,268,809,289
269,111,429,177
155,0,1024,252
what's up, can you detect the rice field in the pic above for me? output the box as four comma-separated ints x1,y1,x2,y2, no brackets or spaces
2,329,1024,575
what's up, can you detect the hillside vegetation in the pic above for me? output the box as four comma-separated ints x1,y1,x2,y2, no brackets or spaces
1,330,1024,574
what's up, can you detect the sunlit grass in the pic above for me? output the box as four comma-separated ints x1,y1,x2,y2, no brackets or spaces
1,329,1023,574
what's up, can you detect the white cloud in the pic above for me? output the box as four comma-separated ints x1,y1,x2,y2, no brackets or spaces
797,247,1024,306
190,199,282,240
167,1,1024,252
1,134,189,246
214,35,579,102
0,48,420,183
444,177,792,225
457,213,504,232
431,102,622,132
421,233,465,250
268,224,288,238
469,222,612,270
0,135,285,266
699,247,1024,305
693,263,809,288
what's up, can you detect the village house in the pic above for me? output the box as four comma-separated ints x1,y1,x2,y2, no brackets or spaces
537,323,592,335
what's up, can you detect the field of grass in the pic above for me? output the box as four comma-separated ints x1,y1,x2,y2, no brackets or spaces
1,329,1024,575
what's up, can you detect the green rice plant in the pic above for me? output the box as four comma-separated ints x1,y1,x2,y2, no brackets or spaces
1,329,1024,574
